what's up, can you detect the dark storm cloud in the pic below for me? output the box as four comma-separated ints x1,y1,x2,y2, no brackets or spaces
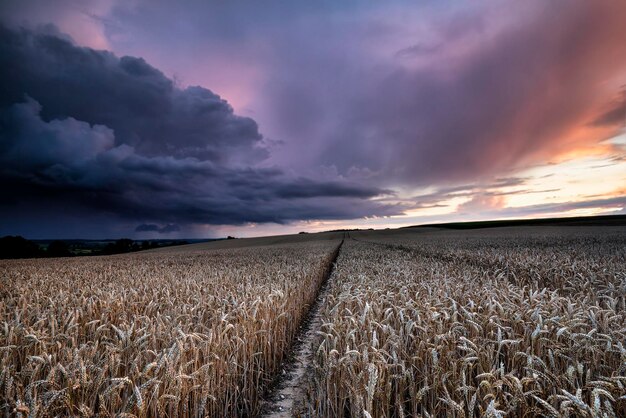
273,180,393,199
0,24,398,234
0,96,395,226
0,23,265,164
135,224,180,233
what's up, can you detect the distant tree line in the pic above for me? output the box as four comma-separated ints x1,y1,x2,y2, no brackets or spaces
99,239,189,255
0,236,189,259
0,236,44,259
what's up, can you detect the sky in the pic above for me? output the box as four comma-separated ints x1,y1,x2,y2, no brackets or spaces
0,0,625,239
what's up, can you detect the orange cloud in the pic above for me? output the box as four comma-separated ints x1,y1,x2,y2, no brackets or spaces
457,194,507,214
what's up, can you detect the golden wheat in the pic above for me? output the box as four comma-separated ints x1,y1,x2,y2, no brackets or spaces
2,227,624,417
303,229,626,417
0,240,340,417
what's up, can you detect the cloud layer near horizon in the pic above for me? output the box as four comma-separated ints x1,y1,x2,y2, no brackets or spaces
0,24,398,236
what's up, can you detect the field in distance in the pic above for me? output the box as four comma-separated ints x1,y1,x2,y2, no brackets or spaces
1,217,625,417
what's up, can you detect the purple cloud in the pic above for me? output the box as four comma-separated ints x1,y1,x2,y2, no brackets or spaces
251,1,626,187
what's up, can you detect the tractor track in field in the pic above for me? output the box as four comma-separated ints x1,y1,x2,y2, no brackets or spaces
260,236,345,418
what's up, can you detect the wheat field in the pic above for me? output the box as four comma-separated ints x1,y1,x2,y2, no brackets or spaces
302,228,626,417
1,226,625,417
0,240,340,417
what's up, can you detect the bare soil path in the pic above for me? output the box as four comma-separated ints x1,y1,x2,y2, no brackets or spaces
260,237,344,418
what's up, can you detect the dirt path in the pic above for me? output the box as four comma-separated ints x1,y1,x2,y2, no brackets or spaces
261,238,344,418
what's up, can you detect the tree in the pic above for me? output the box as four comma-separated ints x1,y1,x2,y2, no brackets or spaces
102,238,135,255
0,236,43,259
47,240,72,257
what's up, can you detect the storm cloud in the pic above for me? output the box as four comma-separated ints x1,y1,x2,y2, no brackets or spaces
1,1,625,237
4,2,626,189
135,224,181,234
0,24,397,236
0,23,265,164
